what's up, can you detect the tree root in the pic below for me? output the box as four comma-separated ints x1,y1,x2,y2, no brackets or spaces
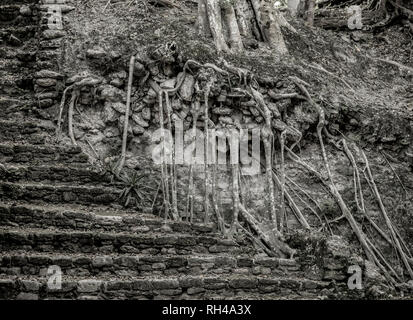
289,77,380,267
185,98,201,222
342,140,395,246
367,54,413,73
158,91,172,220
117,56,135,175
68,89,79,146
268,91,306,101
361,149,413,280
307,63,354,92
147,56,411,281
163,92,179,220
279,130,287,231
56,84,75,139
203,77,214,223
250,85,278,227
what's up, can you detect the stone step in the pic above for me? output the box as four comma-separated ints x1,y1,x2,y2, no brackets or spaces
0,96,32,111
0,45,36,60
1,0,39,5
0,68,33,77
0,5,38,26
0,25,37,44
0,164,112,184
0,58,35,73
0,75,33,95
0,251,299,279
0,119,54,143
0,97,49,120
0,58,24,71
0,274,330,300
0,181,120,206
0,202,216,235
0,227,248,256
0,143,89,165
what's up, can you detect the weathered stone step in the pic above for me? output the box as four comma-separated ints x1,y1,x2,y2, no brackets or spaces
0,181,119,206
0,97,45,120
0,227,248,256
0,202,216,235
0,45,36,60
0,58,23,71
0,164,111,185
0,75,33,95
0,119,54,143
0,274,330,300
0,96,31,111
0,24,38,43
0,251,299,279
0,25,37,39
0,5,38,26
0,72,33,85
1,0,38,5
0,143,89,165
0,58,34,73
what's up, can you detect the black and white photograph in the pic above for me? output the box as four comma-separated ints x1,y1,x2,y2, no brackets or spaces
0,0,412,307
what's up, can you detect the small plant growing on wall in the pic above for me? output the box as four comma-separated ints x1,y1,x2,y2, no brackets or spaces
118,169,157,209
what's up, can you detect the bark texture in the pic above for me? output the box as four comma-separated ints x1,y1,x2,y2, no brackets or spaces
198,0,290,54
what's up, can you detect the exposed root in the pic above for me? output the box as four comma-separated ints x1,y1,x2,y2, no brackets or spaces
203,76,214,223
229,161,241,236
145,54,411,280
186,98,201,222
250,85,278,227
268,91,306,101
117,56,135,175
211,157,225,232
289,77,380,267
158,90,172,220
68,89,79,146
361,149,413,280
342,140,394,246
164,92,179,220
279,130,287,231
56,84,75,139
262,127,278,226
307,63,354,92
57,76,102,144
367,54,413,73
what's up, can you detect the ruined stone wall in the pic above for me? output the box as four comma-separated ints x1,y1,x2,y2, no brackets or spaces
34,1,74,120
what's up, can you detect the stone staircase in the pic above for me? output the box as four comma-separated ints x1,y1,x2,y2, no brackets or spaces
0,0,333,300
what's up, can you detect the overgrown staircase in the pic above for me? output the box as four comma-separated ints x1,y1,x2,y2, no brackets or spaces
0,0,332,300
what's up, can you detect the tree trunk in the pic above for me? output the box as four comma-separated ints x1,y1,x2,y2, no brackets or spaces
307,0,315,26
230,163,240,235
222,4,244,52
233,0,253,37
117,56,135,174
258,0,289,54
288,0,301,16
250,0,265,40
198,0,288,54
205,0,230,52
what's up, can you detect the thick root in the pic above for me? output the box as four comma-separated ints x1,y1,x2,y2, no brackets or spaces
117,56,135,175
